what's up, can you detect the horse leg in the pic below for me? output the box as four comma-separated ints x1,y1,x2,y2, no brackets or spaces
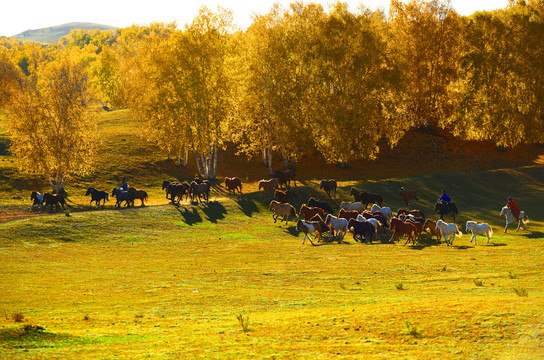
273,214,277,223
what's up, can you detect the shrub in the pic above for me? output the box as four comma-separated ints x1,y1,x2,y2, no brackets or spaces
12,313,24,323
513,287,528,297
236,313,250,332
395,282,406,290
473,279,484,287
404,320,422,338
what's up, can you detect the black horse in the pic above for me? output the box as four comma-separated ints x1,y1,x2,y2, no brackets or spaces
40,193,67,213
434,201,458,220
85,187,109,209
307,197,334,214
112,188,131,208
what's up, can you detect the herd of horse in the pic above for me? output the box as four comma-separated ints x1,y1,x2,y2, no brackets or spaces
263,177,529,246
28,170,529,244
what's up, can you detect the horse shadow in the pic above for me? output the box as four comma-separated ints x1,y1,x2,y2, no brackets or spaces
282,225,299,237
176,206,203,225
200,201,227,223
521,231,544,239
235,198,259,217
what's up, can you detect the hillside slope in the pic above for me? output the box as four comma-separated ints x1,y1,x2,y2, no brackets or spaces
11,22,116,43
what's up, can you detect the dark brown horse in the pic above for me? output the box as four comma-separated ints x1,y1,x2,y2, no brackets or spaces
274,170,296,188
320,179,337,198
225,177,242,197
350,188,383,209
165,182,190,204
127,188,148,207
40,193,66,213
274,189,297,203
299,204,325,221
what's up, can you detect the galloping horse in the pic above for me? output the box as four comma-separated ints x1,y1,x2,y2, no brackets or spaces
274,170,296,188
112,188,130,208
40,193,67,213
30,191,44,212
500,206,529,233
320,179,337,198
400,187,418,207
128,188,148,207
191,181,209,203
349,188,383,208
435,219,462,246
85,187,109,209
274,189,297,204
225,177,242,197
434,201,458,220
465,221,493,245
268,200,297,224
165,182,190,204
258,178,279,195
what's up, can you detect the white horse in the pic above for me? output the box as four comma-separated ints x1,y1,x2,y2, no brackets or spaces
370,204,393,220
435,219,462,246
325,214,348,243
339,201,365,213
465,221,493,245
500,206,528,233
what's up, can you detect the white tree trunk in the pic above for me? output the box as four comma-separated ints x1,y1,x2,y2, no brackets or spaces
176,148,181,167
212,138,218,179
201,154,209,180
268,147,273,176
183,146,188,167
192,140,202,178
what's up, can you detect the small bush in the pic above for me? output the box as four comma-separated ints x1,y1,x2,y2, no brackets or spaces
12,313,25,323
473,279,484,287
235,313,250,332
513,287,528,297
508,271,518,279
404,320,422,338
395,282,406,290
440,265,447,272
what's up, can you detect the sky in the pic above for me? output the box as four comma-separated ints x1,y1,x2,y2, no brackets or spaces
0,0,510,37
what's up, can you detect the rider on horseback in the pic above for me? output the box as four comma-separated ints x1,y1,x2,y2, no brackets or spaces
119,177,129,191
506,197,520,221
438,188,452,212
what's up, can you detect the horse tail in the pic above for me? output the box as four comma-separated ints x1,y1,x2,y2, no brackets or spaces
456,229,462,238
452,203,458,215
488,225,493,238
523,213,529,223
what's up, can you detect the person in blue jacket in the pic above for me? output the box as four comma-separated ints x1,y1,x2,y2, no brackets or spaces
438,188,452,212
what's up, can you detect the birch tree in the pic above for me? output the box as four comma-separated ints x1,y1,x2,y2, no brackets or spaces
5,57,97,193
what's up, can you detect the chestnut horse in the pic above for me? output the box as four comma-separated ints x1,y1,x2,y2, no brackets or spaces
299,204,325,221
225,177,242,197
269,200,297,224
349,188,383,208
258,178,279,194
389,218,417,245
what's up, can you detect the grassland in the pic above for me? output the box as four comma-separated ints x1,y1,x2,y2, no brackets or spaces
0,109,543,359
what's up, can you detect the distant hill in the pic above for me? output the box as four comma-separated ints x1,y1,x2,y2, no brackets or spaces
12,22,116,43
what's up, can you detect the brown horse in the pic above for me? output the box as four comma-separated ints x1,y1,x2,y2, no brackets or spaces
166,182,190,204
423,219,442,243
400,187,418,207
40,193,66,213
274,189,297,203
269,200,297,224
397,208,425,219
320,179,337,198
389,218,417,245
225,177,242,197
127,188,148,207
299,204,325,221
258,178,279,195
349,188,383,208
338,209,360,221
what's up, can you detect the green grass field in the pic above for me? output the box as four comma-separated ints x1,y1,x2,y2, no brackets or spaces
0,109,543,359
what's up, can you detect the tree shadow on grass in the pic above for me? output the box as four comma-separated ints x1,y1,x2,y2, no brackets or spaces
201,201,227,223
235,198,260,217
176,206,203,226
